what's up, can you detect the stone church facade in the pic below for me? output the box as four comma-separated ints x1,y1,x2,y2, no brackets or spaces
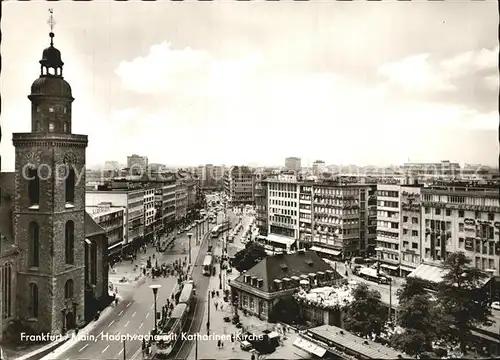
0,27,108,340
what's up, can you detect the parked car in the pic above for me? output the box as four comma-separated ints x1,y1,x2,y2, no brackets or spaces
491,301,500,311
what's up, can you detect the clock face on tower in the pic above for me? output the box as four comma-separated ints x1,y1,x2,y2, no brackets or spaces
63,152,78,165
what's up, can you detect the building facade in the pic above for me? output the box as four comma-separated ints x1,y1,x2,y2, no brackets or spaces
254,173,268,236
162,180,176,230
86,203,124,258
127,154,148,175
223,166,254,204
143,187,156,240
86,189,145,250
265,175,376,259
285,157,301,172
421,187,500,275
175,182,188,221
312,160,326,176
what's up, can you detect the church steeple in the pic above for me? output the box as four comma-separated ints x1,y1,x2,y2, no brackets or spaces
29,9,73,135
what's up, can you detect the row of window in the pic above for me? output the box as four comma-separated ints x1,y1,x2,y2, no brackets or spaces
377,200,399,208
423,194,499,207
269,183,296,191
269,208,297,216
377,190,399,198
269,199,297,208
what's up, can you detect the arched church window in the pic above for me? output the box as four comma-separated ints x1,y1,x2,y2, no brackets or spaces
49,123,55,132
36,106,41,113
65,221,75,264
63,106,68,114
65,168,75,203
36,121,41,132
63,122,68,133
28,168,40,206
64,279,74,299
48,107,54,113
29,283,39,318
28,222,40,267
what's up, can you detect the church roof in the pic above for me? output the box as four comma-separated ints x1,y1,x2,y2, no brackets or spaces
85,212,105,238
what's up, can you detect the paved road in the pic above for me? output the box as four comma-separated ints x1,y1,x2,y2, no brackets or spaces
57,224,210,360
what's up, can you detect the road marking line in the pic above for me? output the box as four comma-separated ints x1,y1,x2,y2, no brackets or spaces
118,349,124,355
79,344,89,352
139,322,143,329
126,302,132,307
102,345,110,353
108,320,115,327
131,347,142,360
65,357,70,360
125,321,130,327
145,313,149,319
119,310,124,316
150,304,154,309
132,311,137,317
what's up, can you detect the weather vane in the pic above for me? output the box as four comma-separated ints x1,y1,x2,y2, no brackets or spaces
47,9,56,33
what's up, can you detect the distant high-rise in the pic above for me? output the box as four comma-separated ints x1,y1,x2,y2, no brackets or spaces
104,161,120,170
285,157,301,172
127,154,148,175
312,160,326,175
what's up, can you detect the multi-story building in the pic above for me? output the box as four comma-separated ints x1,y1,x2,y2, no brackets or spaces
143,187,156,240
127,154,148,175
402,160,461,179
309,182,376,259
186,180,197,212
421,186,500,275
285,157,301,172
399,185,423,276
213,165,225,189
175,182,188,221
86,189,145,250
265,175,377,259
375,184,402,274
312,160,326,176
162,180,176,230
86,203,125,258
223,166,254,204
254,173,268,236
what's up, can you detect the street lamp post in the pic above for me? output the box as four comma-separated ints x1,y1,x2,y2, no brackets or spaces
207,289,211,335
149,284,162,333
389,278,392,323
187,233,193,265
122,339,126,360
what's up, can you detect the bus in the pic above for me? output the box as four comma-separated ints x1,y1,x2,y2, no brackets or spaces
178,283,194,311
155,303,188,358
211,221,230,238
203,255,213,276
254,235,294,254
358,267,391,284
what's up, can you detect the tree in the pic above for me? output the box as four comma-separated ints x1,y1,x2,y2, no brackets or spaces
436,252,492,354
343,283,387,338
233,242,267,273
268,296,304,325
391,294,436,355
396,277,428,303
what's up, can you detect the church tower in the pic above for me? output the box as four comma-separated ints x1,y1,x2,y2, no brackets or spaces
12,11,87,334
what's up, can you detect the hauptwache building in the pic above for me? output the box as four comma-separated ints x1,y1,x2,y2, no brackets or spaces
0,25,108,340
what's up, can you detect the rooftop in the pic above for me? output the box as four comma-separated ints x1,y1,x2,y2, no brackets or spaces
306,324,412,359
233,250,335,293
85,212,106,238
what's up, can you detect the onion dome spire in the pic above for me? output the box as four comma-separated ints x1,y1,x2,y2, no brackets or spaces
39,9,64,76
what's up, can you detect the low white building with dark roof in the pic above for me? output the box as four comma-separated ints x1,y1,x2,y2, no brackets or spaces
228,249,341,320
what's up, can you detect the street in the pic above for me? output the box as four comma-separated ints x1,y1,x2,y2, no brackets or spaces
57,221,213,360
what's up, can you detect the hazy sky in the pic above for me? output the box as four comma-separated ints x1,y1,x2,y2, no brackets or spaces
1,1,498,170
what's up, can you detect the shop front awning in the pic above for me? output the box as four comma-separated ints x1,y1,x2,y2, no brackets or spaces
381,264,399,271
267,234,295,246
408,263,446,284
293,336,327,357
310,246,341,256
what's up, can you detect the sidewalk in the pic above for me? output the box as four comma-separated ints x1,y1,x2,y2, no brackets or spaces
188,247,311,360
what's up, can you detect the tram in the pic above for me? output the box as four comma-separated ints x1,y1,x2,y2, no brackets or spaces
155,303,188,358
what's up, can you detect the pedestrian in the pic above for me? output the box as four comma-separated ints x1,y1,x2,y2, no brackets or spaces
217,339,221,349
220,304,224,311
215,302,218,310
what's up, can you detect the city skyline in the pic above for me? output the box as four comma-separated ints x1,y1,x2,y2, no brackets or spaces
1,2,498,171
